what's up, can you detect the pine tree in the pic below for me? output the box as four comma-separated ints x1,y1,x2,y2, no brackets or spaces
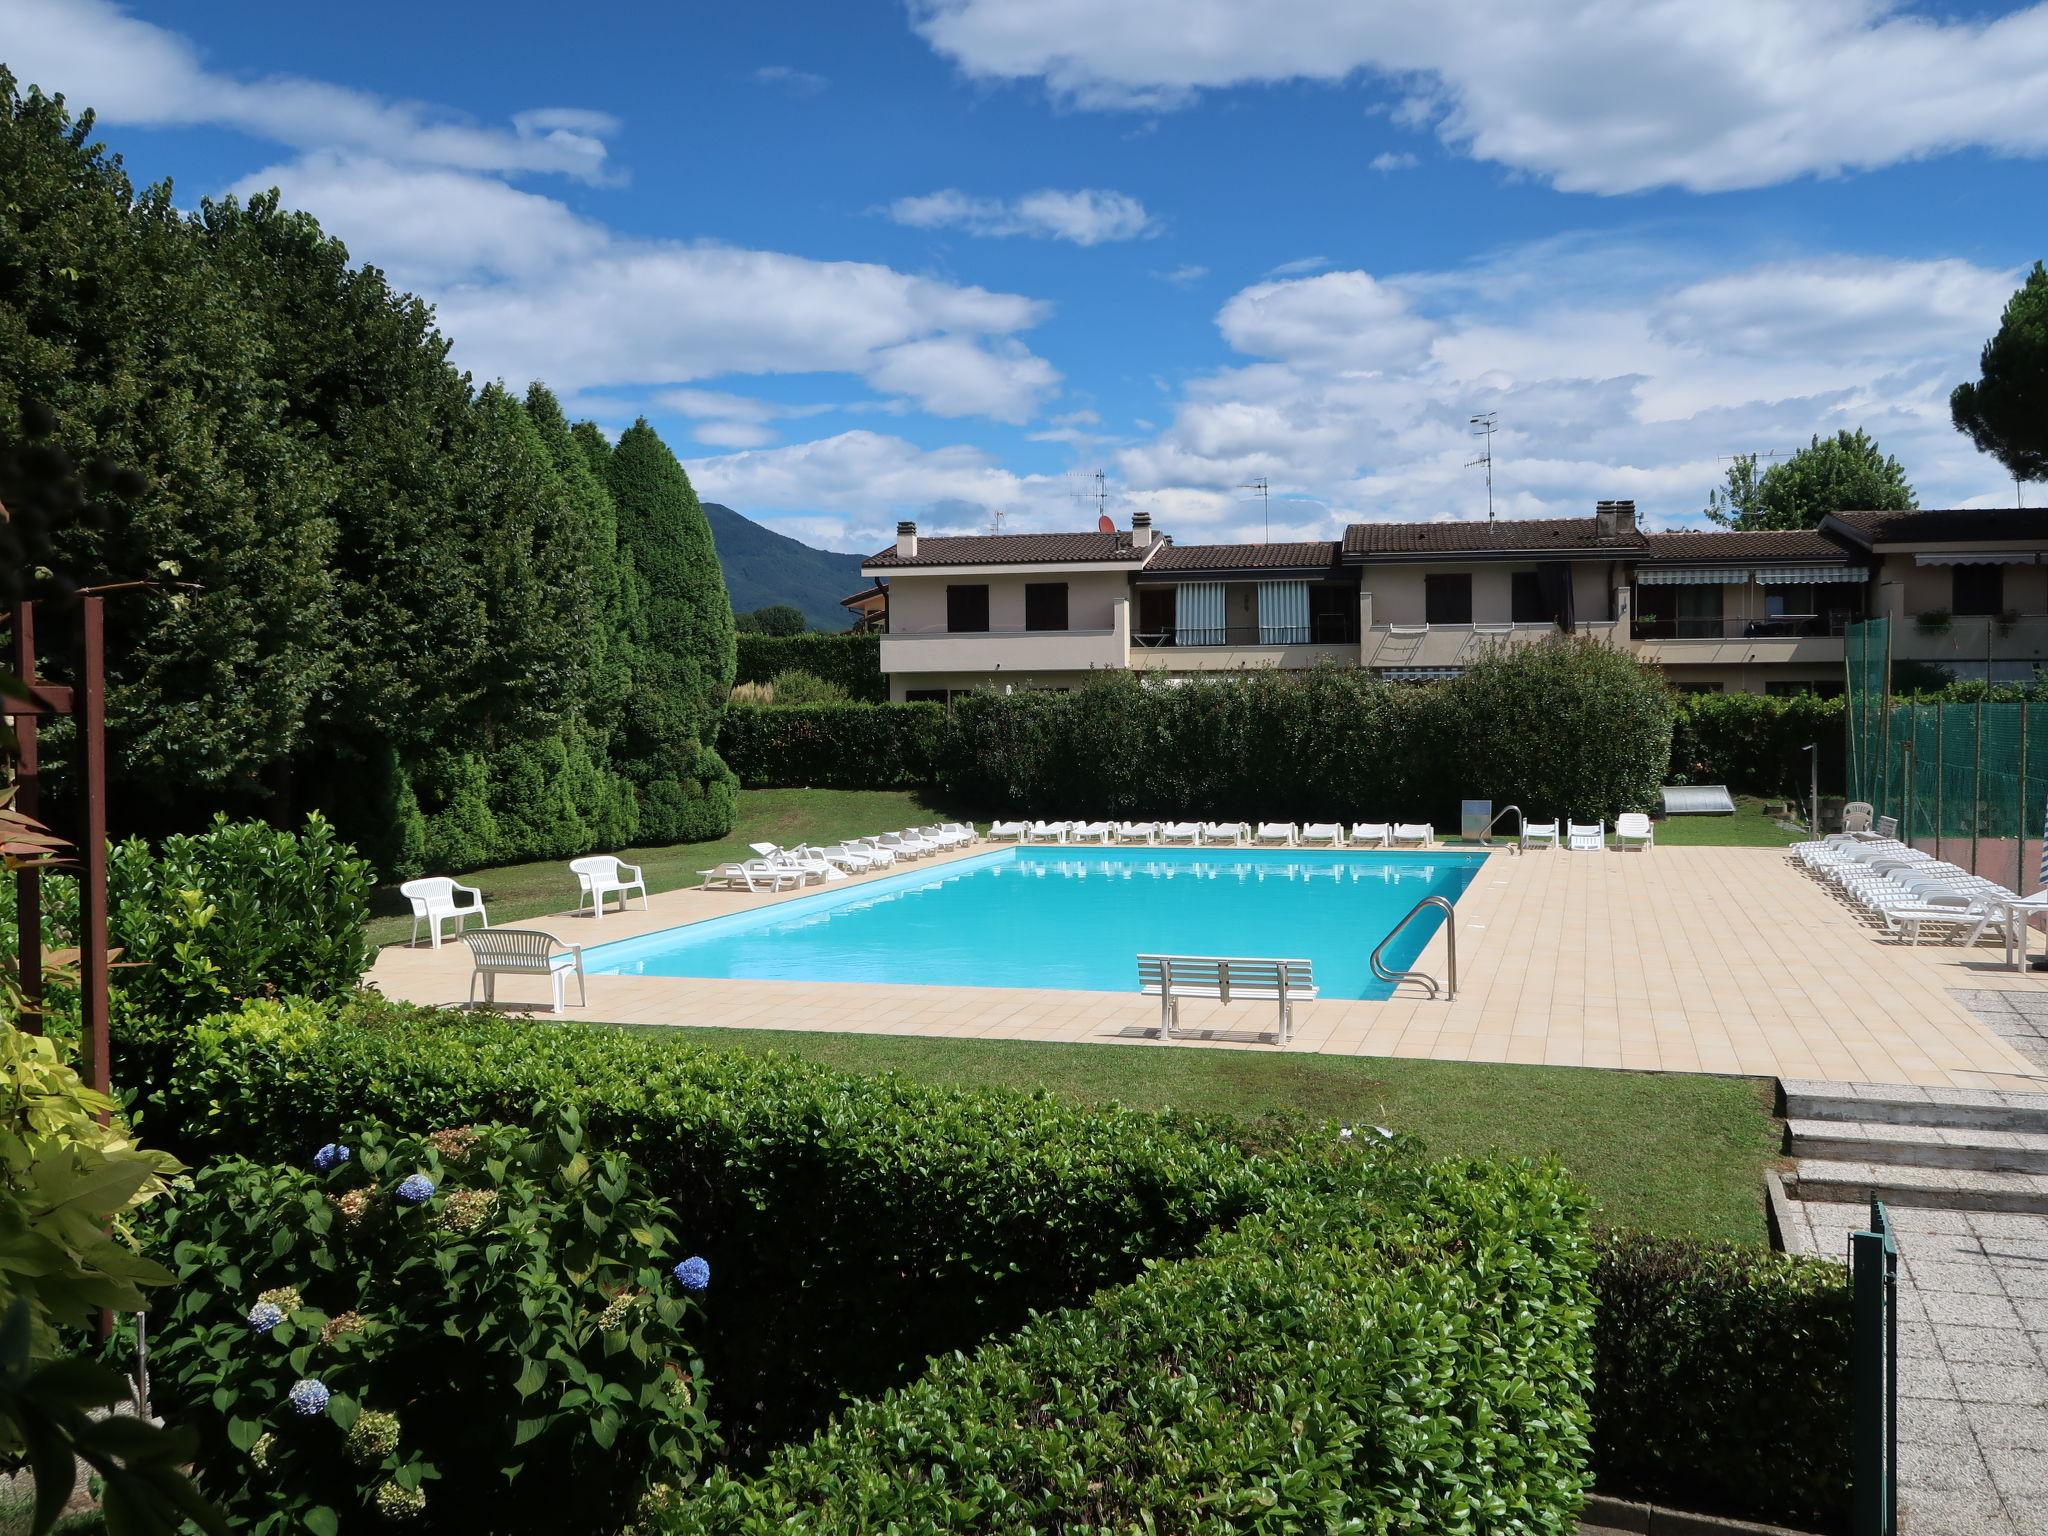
1952,261,2048,487
606,420,738,842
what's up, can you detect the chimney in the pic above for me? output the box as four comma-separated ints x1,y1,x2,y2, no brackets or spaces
895,520,918,558
1595,499,1637,539
1130,510,1154,550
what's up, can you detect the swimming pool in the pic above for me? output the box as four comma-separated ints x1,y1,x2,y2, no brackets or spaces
582,845,1487,1000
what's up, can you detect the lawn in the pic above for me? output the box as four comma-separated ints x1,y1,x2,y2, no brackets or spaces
364,788,959,947
1652,794,1808,847
627,1026,1783,1246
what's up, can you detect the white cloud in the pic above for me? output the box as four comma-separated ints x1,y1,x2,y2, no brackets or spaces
754,65,828,95
1,0,620,181
1264,255,1331,278
863,336,1061,422
1153,264,1210,286
1217,271,1437,370
1369,151,1418,172
909,0,2048,194
884,187,1157,244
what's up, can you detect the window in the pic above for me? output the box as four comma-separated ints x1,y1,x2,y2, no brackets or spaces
1953,564,2004,617
1136,586,1176,645
1423,573,1472,625
1674,584,1724,639
904,689,950,705
945,583,990,633
1763,585,1810,620
1511,572,1550,623
1767,681,1845,699
1673,681,1724,694
1309,584,1357,644
1024,582,1069,632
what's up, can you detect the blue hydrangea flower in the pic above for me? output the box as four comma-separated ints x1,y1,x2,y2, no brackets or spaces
671,1256,710,1294
394,1174,435,1206
313,1143,350,1172
287,1378,330,1417
246,1301,285,1335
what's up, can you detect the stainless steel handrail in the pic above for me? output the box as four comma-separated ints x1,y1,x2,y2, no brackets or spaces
1369,894,1458,1001
1484,803,1523,853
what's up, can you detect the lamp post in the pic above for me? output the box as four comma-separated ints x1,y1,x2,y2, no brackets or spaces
1803,741,1820,834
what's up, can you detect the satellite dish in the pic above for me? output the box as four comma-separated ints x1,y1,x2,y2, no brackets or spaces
1097,514,1115,534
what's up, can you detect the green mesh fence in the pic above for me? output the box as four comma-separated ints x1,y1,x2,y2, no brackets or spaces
1844,617,2043,891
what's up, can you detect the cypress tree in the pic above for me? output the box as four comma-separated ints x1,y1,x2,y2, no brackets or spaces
606,419,738,842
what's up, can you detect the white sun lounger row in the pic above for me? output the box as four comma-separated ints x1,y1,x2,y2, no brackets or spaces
986,819,1438,848
700,823,979,892
1793,833,2030,942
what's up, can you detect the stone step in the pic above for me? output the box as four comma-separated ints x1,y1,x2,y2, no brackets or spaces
1785,1117,2048,1174
1790,1158,2048,1214
1779,1078,2048,1135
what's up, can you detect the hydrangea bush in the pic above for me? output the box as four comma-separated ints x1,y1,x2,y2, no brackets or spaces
146,1111,713,1535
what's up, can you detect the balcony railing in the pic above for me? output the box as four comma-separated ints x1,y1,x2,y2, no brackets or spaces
1631,613,1860,641
1134,616,1360,648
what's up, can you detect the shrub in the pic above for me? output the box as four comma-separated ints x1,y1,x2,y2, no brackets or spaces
1592,1234,1851,1530
147,1111,714,1536
107,814,371,1029
734,632,885,703
717,702,944,789
652,1159,1597,1535
763,669,848,706
1669,691,1845,798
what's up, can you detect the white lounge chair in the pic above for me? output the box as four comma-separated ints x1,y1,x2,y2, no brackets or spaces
1298,823,1344,848
570,855,647,917
1390,823,1434,848
987,820,1028,842
1349,823,1390,848
750,842,831,884
399,876,487,949
919,824,969,848
1253,822,1298,847
1614,813,1655,852
1114,821,1158,844
880,830,935,860
939,822,979,844
462,928,585,1015
699,860,803,893
1199,821,1247,846
1566,820,1605,852
846,837,897,868
1068,820,1113,844
1027,820,1070,844
1158,822,1200,845
1521,819,1560,851
814,843,878,874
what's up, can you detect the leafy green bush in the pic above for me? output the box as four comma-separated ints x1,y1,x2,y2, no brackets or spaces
1592,1234,1851,1530
716,703,943,789
651,1159,1597,1535
147,1112,714,1536
106,814,370,1028
936,641,1671,820
1669,691,1845,798
762,669,847,706
733,633,884,703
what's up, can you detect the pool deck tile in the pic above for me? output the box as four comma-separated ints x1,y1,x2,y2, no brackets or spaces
366,839,2048,1088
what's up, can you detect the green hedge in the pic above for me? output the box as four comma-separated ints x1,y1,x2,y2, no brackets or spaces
653,1162,1596,1535
1669,692,1846,799
937,638,1671,822
717,702,943,788
1592,1234,1851,1530
734,633,884,703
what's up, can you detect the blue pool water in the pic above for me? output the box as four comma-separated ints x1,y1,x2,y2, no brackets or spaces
582,846,1487,1000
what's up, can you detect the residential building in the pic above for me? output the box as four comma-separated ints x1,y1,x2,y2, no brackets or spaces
857,503,2044,700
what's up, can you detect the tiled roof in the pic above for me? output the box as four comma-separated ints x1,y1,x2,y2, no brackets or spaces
863,531,1141,568
1639,530,1857,562
1827,509,2048,545
1342,517,1648,556
1146,541,1340,572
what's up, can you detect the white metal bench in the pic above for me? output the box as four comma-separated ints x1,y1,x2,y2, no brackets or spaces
1137,954,1317,1046
461,929,586,1015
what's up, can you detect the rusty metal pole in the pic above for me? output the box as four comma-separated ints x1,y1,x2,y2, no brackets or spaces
9,601,41,1031
78,595,109,1106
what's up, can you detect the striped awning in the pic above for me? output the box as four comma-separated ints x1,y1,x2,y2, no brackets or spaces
1635,567,1731,585
1915,551,2039,566
1751,567,1867,584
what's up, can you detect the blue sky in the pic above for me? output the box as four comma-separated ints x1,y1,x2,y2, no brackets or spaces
5,0,2045,550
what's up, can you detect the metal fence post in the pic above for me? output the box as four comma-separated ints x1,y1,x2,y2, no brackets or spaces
1851,1201,1899,1536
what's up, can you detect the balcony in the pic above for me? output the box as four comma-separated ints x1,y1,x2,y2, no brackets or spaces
1362,621,1615,669
1630,614,1858,641
1133,615,1360,649
878,623,1128,676
1892,613,2048,672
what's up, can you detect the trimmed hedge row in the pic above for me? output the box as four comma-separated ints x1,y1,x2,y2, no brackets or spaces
733,633,885,702
1670,691,1846,800
1593,1234,1851,1531
654,1162,1597,1535
716,702,942,789
936,638,1672,822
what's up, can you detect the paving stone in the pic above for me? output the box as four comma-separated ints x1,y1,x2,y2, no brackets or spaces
1902,1437,1998,1491
1967,1400,2048,1449
1918,1259,2011,1295
1901,1319,1943,1358
1935,1323,2037,1365
1899,1393,1974,1445
1898,1492,2018,1536
2002,1267,2048,1299
1971,1213,2048,1238
1986,1444,2048,1502
2011,1298,2048,1330
1925,1289,2025,1328
1953,1361,2048,1405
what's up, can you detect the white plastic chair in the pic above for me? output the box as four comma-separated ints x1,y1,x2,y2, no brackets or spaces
1349,823,1390,848
1566,820,1605,852
1614,813,1655,851
570,855,647,918
399,876,487,949
1521,819,1560,851
1390,823,1434,848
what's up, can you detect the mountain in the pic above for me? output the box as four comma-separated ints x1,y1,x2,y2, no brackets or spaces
702,502,868,632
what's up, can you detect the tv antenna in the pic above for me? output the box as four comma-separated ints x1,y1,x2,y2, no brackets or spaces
1241,476,1270,540
1467,413,1498,521
986,506,1007,535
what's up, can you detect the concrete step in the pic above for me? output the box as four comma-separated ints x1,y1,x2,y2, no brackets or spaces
1785,1117,2048,1174
1790,1158,2048,1214
1779,1078,2048,1135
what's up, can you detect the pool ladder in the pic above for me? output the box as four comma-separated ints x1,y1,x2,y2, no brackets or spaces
1370,895,1458,1001
1483,803,1524,853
